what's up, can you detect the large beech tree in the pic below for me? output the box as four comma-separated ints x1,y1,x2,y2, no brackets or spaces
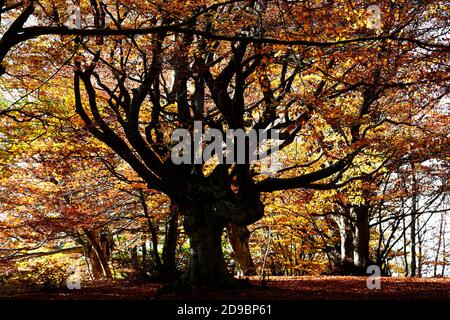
1,0,448,286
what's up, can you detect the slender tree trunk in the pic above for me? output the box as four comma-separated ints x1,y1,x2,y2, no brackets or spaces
442,216,447,277
88,247,104,279
139,189,163,272
410,166,418,277
227,224,257,276
335,214,355,274
353,205,370,274
148,224,162,270
131,246,139,268
402,211,409,276
141,242,147,264
417,225,423,277
410,216,417,276
85,229,113,278
162,204,179,278
434,212,444,277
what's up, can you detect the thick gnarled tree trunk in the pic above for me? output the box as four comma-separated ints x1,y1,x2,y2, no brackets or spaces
183,206,231,287
172,174,264,287
227,224,257,276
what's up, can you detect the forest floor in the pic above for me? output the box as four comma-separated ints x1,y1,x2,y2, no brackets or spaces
1,276,450,300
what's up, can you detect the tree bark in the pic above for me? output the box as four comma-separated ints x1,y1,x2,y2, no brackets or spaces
162,204,179,278
182,203,232,287
442,216,447,277
417,225,423,277
353,205,370,273
139,189,163,272
141,242,147,264
410,167,418,277
227,224,257,276
434,212,444,277
131,246,139,268
89,248,104,279
402,212,409,276
335,214,355,274
168,169,264,287
7,246,84,260
85,229,113,279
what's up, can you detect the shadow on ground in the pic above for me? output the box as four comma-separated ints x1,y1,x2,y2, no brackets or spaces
1,276,450,300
